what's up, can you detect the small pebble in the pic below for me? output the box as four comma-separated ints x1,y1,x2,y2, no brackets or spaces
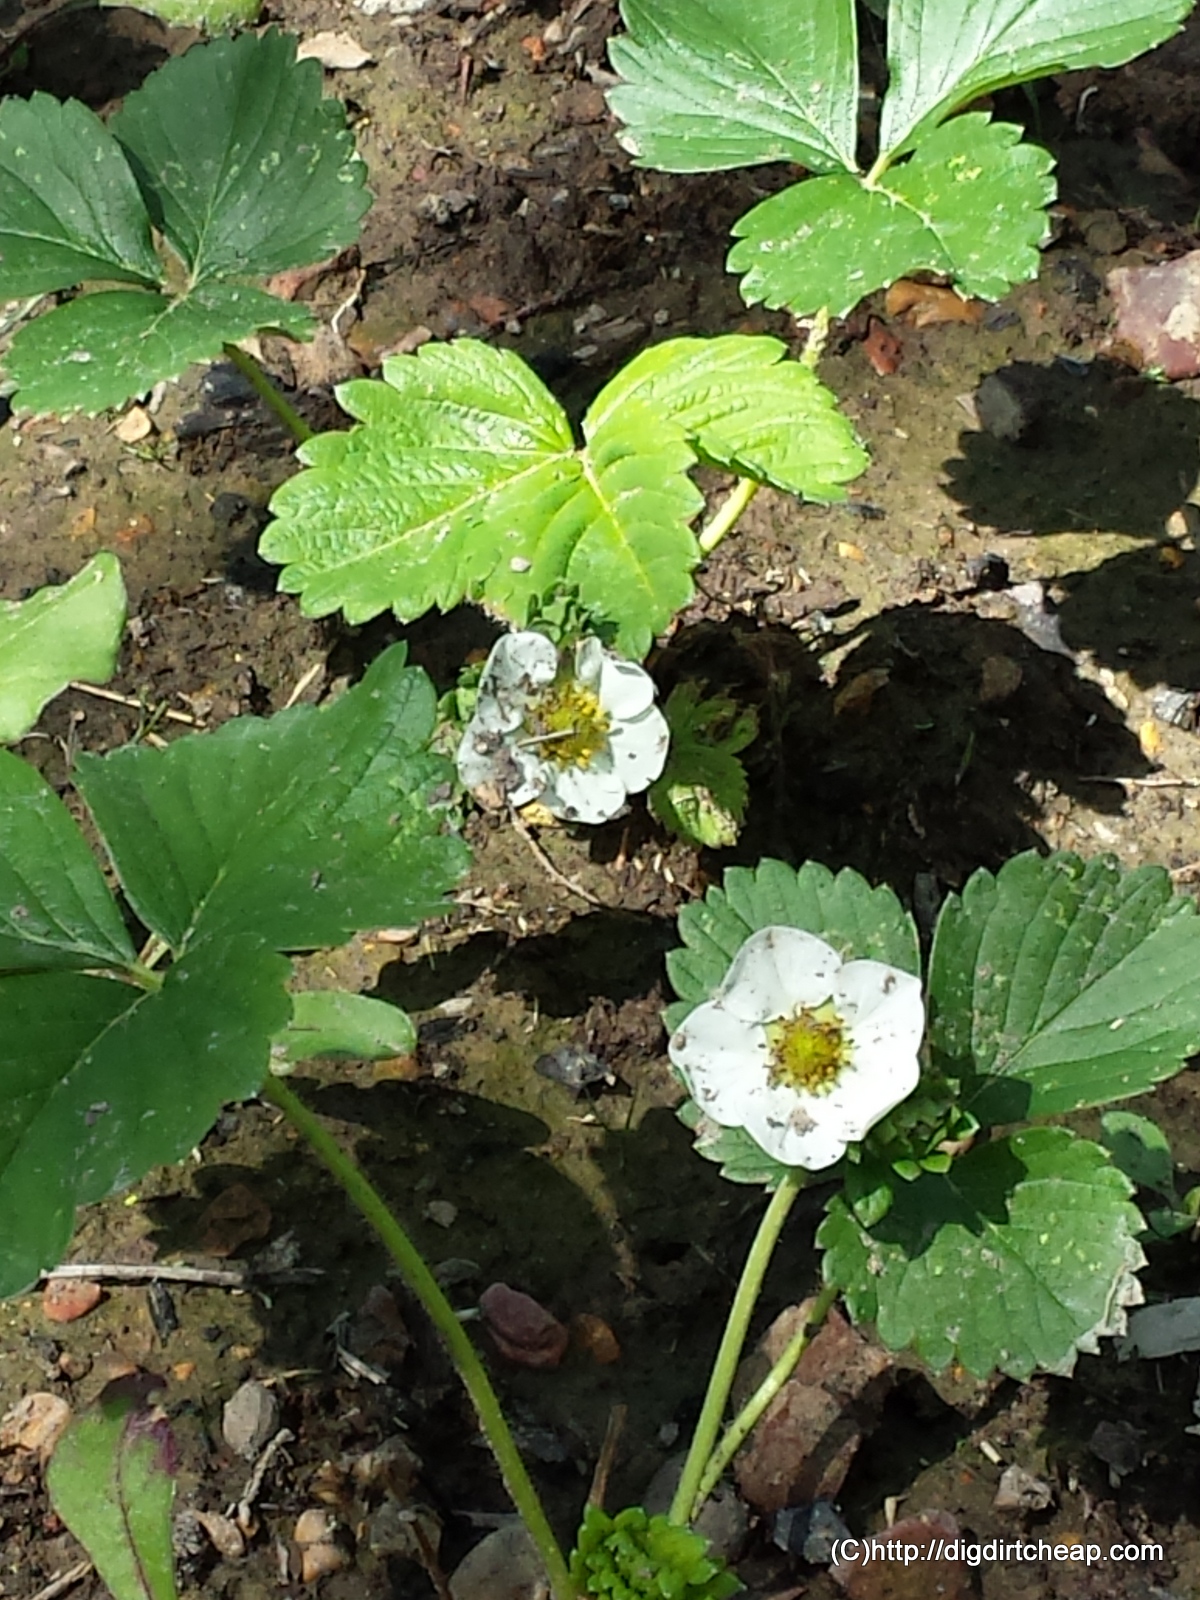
222,1379,280,1460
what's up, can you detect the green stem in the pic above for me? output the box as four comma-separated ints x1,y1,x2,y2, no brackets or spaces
698,477,758,556
668,1169,804,1526
693,1280,838,1509
221,342,313,445
262,1075,578,1600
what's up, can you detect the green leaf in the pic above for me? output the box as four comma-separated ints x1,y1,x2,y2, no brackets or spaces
0,936,290,1297
820,1127,1145,1379
1099,1110,1177,1202
666,857,919,1032
0,554,126,742
7,284,312,417
881,0,1192,161
730,115,1055,318
676,1098,794,1188
262,339,705,659
271,989,416,1070
47,1390,177,1600
648,681,757,848
76,643,468,954
608,0,859,175
0,752,135,974
102,0,258,30
587,335,868,501
110,29,369,285
0,95,162,298
927,851,1200,1124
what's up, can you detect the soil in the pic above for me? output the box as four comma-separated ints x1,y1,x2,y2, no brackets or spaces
4,3,1200,1599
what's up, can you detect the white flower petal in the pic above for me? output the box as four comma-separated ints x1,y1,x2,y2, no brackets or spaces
608,704,670,792
574,636,605,690
741,1088,849,1171
541,762,627,823
716,925,842,1024
598,655,656,721
484,630,558,694
670,1002,770,1123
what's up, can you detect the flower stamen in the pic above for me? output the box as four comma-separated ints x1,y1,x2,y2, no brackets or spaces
525,679,611,770
765,1001,849,1096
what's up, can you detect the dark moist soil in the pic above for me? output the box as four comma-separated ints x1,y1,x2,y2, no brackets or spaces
4,3,1200,1598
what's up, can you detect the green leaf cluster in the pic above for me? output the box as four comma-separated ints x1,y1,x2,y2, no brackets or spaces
259,334,867,659
0,555,126,742
571,1505,741,1599
0,645,467,1297
609,0,1190,315
668,850,1200,1378
48,1386,178,1600
648,682,757,848
0,30,369,415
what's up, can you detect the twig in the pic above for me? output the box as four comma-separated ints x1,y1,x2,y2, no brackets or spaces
28,1561,92,1600
40,1262,323,1288
1083,774,1200,789
1170,860,1200,883
587,1403,627,1510
282,659,326,710
69,681,199,725
231,1427,295,1529
510,812,606,908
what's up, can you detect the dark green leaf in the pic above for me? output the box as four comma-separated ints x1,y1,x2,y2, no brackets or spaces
1099,1110,1177,1202
927,851,1200,1123
0,95,161,297
77,644,467,954
111,29,369,284
0,936,290,1296
0,751,134,974
820,1128,1145,1378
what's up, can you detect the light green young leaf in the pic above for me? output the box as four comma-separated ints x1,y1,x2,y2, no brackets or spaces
7,283,312,418
666,858,919,1032
47,1390,178,1600
587,335,868,501
111,29,369,284
0,553,126,742
77,644,467,955
881,0,1193,161
648,681,757,849
0,95,162,297
0,752,135,973
608,0,860,175
262,339,704,658
928,851,1200,1124
102,0,258,30
820,1127,1145,1379
731,115,1055,318
271,989,416,1070
0,937,291,1297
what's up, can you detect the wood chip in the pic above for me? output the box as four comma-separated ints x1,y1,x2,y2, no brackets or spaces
297,31,373,69
114,405,153,443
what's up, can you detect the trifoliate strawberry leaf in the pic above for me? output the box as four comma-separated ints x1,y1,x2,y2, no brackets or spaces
0,95,162,298
77,644,468,955
666,858,918,1032
0,554,126,743
0,935,291,1297
110,29,369,284
731,115,1055,318
608,0,860,175
648,682,757,848
881,0,1192,161
7,285,313,417
0,752,135,974
820,1127,1145,1379
271,990,417,1070
261,338,705,659
587,335,868,501
48,1393,178,1600
928,851,1200,1126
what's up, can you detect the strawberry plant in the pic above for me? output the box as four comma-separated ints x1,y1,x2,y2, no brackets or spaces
0,28,368,417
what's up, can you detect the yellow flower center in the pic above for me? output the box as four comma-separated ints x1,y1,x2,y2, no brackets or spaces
524,678,611,769
765,1001,849,1095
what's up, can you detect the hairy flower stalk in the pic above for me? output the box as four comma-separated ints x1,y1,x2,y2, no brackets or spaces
457,630,669,823
669,926,924,1170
